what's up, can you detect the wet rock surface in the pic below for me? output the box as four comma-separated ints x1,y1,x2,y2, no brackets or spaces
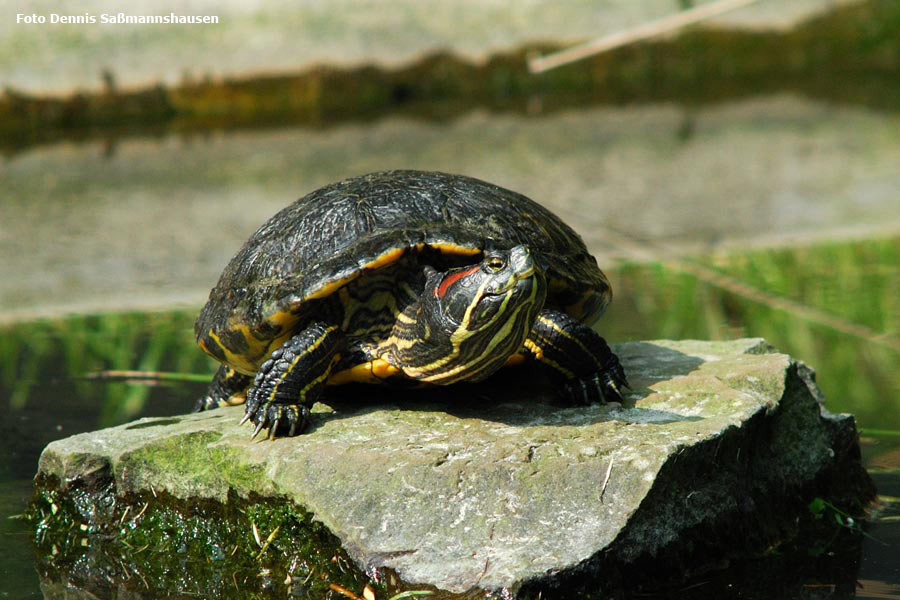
34,338,873,596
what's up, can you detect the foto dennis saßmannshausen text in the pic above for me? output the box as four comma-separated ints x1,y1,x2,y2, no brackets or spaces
16,13,220,24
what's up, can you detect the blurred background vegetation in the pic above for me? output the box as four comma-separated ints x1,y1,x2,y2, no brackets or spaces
1,0,899,595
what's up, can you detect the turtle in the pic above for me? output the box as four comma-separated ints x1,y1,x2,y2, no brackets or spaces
195,170,627,438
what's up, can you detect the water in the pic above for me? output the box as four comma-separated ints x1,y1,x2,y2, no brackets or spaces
2,97,900,597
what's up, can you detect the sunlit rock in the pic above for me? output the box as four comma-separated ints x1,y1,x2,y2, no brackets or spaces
33,339,873,597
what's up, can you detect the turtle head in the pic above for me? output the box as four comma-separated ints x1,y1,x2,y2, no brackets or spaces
435,245,542,325
385,245,547,383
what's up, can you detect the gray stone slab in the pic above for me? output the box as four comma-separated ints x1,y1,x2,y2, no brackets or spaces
36,338,869,594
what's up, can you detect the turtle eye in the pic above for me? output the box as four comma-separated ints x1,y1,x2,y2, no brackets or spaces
486,256,506,272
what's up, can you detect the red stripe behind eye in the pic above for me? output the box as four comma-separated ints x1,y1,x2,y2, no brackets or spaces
435,266,480,298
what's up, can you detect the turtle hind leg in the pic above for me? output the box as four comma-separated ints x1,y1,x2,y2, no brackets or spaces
523,309,628,405
194,365,253,412
243,322,345,439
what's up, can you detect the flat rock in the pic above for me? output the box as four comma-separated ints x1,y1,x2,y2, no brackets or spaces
36,338,870,595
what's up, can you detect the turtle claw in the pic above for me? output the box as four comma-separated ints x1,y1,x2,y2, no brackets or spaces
242,398,311,440
609,360,629,391
561,373,606,406
250,419,266,440
600,374,624,403
560,350,629,406
600,349,629,400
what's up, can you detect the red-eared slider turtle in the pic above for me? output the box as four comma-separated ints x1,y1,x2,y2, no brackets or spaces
195,170,627,438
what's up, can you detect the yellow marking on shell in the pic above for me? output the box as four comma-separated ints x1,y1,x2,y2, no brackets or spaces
302,247,408,303
267,308,299,328
212,319,297,375
207,330,259,375
265,310,304,345
297,243,481,303
365,246,408,269
372,358,401,378
328,359,401,385
304,273,361,300
226,323,263,353
411,241,481,255
426,242,481,255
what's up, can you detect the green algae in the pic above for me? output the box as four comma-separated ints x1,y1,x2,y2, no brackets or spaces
113,430,274,501
28,474,381,600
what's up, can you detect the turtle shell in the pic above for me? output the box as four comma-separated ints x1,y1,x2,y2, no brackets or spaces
196,170,610,374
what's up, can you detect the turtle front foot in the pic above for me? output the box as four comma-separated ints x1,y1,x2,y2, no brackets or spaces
523,309,629,407
241,397,310,439
239,323,344,439
240,349,314,439
561,351,629,406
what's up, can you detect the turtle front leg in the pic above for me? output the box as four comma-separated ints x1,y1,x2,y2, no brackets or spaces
242,323,345,439
523,309,628,405
195,365,253,412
